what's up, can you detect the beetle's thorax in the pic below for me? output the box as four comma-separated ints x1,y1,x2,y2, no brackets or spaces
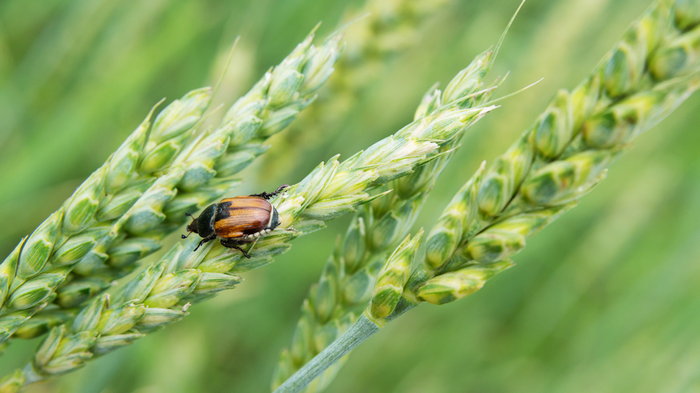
194,204,218,238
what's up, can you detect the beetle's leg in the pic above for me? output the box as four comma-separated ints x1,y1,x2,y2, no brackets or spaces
232,245,251,258
251,184,289,200
193,239,205,252
220,238,251,258
193,235,215,252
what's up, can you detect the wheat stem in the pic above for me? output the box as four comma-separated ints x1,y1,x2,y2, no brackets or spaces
274,315,379,393
273,305,417,393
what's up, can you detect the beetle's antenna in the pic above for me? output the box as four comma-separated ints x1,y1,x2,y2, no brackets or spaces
256,184,289,200
185,212,198,226
252,184,289,200
274,184,289,196
181,233,191,239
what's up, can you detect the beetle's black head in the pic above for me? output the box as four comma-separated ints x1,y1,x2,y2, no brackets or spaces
185,219,199,235
182,212,199,238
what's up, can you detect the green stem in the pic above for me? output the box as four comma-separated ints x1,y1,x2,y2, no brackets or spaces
274,302,417,393
273,315,378,393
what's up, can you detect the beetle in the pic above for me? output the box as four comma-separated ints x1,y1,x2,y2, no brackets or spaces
181,185,288,258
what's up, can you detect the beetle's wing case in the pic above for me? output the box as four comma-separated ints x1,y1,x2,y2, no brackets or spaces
219,196,272,209
214,196,272,238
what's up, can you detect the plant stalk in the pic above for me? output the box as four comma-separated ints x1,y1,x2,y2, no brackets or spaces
274,302,416,393
272,315,378,393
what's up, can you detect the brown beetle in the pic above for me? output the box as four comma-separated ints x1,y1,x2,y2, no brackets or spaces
182,185,287,258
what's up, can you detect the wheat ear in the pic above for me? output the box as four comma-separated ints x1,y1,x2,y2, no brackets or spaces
0,87,212,343
400,0,700,308
262,0,451,177
53,30,342,309
2,31,343,343
274,1,700,391
272,46,501,392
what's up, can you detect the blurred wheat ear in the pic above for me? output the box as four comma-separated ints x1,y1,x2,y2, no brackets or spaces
262,0,452,178
275,0,700,391
272,44,503,392
0,29,343,345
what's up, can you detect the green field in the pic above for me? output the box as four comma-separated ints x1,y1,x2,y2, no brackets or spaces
1,0,698,392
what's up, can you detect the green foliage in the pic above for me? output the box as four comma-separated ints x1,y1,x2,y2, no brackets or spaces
0,0,699,392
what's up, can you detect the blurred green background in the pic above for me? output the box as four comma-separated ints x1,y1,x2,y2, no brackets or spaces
1,0,699,392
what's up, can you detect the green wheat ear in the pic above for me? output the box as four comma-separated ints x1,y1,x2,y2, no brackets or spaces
362,0,700,318
272,43,503,392
262,0,452,178
364,0,700,317
51,30,342,309
0,29,343,343
368,230,424,321
0,89,210,337
401,0,700,308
